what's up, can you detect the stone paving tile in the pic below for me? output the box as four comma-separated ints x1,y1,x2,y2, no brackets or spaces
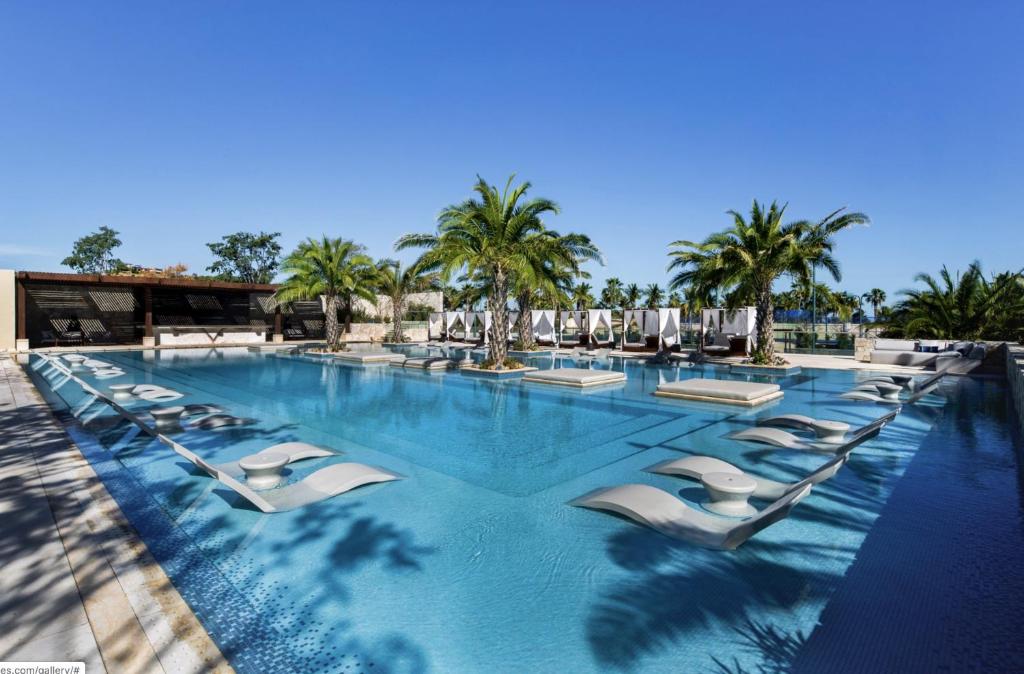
0,354,232,673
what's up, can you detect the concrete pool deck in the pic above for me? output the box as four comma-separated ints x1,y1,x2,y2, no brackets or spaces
0,354,230,673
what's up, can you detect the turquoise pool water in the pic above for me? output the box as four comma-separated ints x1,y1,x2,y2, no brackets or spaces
28,348,985,672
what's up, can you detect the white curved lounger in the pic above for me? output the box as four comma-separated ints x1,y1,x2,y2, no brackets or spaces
570,483,812,550
757,414,850,442
162,436,400,512
192,414,256,430
734,409,899,452
731,427,818,450
216,442,340,478
648,453,848,500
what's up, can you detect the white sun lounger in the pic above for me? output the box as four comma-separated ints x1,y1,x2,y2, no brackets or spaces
570,482,812,549
647,452,848,501
214,442,340,478
757,414,851,443
191,413,256,430
732,409,898,452
162,436,401,512
841,379,940,404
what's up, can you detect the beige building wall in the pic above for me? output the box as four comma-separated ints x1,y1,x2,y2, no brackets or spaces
0,270,14,351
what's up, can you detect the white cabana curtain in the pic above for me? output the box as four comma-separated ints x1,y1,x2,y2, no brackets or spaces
467,311,491,343
559,310,586,344
445,311,466,340
700,307,758,345
587,309,613,344
658,308,681,348
428,312,444,340
622,309,644,346
532,310,556,343
508,311,520,340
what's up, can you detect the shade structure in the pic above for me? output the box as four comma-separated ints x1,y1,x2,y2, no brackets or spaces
428,312,445,341
587,309,613,346
531,310,557,344
444,311,466,340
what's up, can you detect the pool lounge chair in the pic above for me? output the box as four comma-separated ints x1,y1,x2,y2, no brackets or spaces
214,442,340,477
162,436,401,512
647,452,849,501
841,372,945,404
730,409,898,452
570,482,812,550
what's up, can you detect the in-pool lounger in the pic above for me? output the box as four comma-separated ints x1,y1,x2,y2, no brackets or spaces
570,482,812,550
647,452,848,501
163,436,400,512
215,442,340,477
731,409,899,451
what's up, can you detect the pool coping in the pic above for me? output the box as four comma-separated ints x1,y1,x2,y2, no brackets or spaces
0,353,232,673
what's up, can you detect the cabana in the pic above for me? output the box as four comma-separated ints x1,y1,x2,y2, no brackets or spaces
467,311,491,345
586,309,614,347
444,311,467,341
701,307,757,355
559,310,588,347
621,309,680,351
531,310,557,346
508,311,520,343
428,312,445,342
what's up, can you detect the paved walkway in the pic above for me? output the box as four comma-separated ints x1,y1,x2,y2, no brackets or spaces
0,354,230,673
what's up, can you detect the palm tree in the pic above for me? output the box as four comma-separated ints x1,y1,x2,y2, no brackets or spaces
397,175,599,368
512,235,599,349
623,283,642,309
644,283,664,309
668,200,867,363
667,292,682,308
600,277,625,309
275,236,378,350
888,261,1023,339
571,281,594,310
375,259,432,342
862,288,886,321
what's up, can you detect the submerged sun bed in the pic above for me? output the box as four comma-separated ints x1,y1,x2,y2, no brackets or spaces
163,436,400,512
213,441,339,478
731,409,899,452
521,368,626,388
393,357,455,371
571,482,811,550
333,350,406,364
648,451,849,501
655,379,782,407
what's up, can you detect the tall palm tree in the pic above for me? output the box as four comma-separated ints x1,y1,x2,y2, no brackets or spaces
375,259,432,342
862,288,886,321
275,236,378,350
600,277,625,309
623,283,642,309
667,291,683,308
397,175,599,368
644,284,664,309
668,200,867,363
571,281,594,310
889,261,1023,339
512,235,599,349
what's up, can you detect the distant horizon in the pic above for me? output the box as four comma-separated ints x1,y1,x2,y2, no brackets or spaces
2,2,1021,302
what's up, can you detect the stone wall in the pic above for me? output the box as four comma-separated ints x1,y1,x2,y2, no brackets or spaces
1008,345,1024,432
338,323,429,343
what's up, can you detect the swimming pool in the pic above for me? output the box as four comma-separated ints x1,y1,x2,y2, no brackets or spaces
26,348,1022,672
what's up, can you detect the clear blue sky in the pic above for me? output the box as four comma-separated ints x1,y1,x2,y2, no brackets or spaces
1,1,1021,302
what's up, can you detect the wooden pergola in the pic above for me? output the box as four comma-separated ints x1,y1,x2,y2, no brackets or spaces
15,271,284,345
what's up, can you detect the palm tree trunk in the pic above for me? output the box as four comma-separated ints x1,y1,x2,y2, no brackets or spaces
516,291,534,349
754,287,775,362
489,269,510,368
325,294,340,351
391,295,404,342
